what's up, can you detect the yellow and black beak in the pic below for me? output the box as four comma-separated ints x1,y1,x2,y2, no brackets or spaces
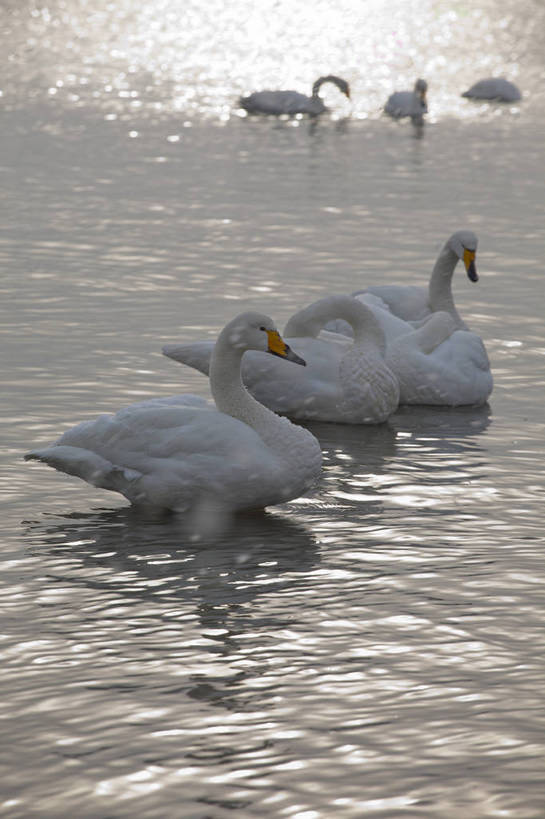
267,330,306,366
463,248,478,282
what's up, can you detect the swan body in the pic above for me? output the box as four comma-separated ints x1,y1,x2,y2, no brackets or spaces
358,230,479,329
240,75,350,116
385,312,493,406
25,313,322,512
462,78,521,102
385,78,428,122
163,296,400,424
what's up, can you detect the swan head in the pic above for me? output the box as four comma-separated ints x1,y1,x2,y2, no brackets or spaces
222,312,306,365
312,75,351,99
447,230,478,282
413,78,428,112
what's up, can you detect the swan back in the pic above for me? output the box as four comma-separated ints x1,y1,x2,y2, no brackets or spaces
462,78,521,102
240,90,322,115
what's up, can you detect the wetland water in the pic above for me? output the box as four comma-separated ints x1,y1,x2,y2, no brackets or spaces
1,1,545,816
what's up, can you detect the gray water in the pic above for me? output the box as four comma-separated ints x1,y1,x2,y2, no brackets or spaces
2,1,545,816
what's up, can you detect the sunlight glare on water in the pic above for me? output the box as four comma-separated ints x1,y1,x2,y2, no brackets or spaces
3,0,544,121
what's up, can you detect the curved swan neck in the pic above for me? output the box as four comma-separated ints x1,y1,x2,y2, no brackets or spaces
413,312,457,354
428,241,464,326
209,329,302,450
284,296,386,354
312,75,345,98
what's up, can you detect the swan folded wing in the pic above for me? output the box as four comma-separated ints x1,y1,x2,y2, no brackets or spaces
242,90,311,115
426,333,493,404
385,91,411,117
388,328,492,405
338,352,399,423
162,341,214,376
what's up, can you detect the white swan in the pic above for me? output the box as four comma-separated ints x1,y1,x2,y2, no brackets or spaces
384,78,428,123
385,311,493,406
462,78,521,102
357,230,479,329
239,75,350,116
163,296,400,424
25,312,322,512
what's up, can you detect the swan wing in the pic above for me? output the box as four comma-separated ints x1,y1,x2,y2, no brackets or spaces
241,90,314,115
387,329,492,406
384,90,413,117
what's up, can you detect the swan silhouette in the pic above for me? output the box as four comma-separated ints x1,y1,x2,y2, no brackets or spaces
239,75,350,116
462,78,521,102
163,296,399,424
385,78,428,123
25,313,322,512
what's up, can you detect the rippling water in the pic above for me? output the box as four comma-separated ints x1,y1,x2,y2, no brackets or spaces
2,1,545,816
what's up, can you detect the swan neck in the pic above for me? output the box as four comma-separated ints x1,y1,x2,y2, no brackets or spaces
312,75,341,97
429,243,463,325
414,314,456,353
285,297,385,354
209,337,302,451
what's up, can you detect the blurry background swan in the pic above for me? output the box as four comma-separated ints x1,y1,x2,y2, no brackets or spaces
2,0,542,122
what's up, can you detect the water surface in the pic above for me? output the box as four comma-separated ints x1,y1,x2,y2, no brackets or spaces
1,1,545,816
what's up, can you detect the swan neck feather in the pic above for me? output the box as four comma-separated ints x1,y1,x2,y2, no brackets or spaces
209,332,312,456
428,242,464,326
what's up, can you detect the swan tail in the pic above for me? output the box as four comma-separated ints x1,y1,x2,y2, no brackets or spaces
162,341,214,376
25,445,142,493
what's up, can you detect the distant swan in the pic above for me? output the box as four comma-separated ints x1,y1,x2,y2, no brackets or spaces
357,230,479,329
462,78,521,102
163,295,400,424
239,75,350,116
385,78,428,123
386,311,493,406
25,312,322,512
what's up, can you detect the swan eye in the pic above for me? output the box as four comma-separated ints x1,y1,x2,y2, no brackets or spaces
259,325,266,332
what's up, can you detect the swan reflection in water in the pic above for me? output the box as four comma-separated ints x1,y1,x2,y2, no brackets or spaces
24,506,320,614
305,403,492,514
23,508,320,720
391,402,492,440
